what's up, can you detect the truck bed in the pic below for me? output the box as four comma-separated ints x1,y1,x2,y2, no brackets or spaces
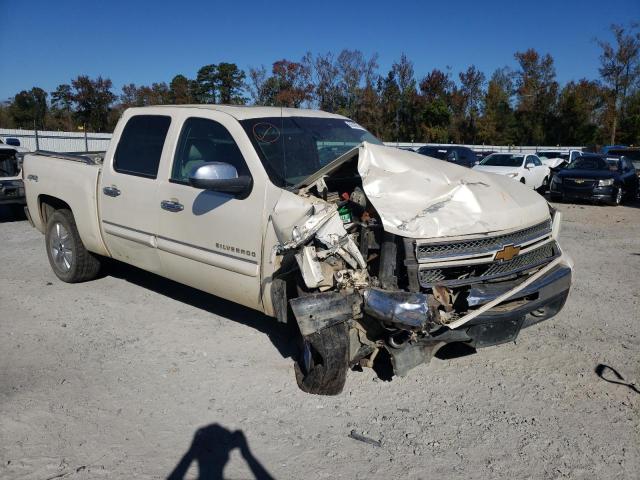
23,151,110,256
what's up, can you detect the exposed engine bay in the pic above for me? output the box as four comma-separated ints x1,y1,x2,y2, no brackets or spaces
269,143,572,379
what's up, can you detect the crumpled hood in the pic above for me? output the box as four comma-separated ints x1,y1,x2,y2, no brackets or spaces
358,143,551,239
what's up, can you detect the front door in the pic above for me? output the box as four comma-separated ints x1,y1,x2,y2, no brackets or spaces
155,114,266,310
99,113,172,273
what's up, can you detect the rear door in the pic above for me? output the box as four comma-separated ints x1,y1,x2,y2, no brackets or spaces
99,112,172,273
154,111,267,310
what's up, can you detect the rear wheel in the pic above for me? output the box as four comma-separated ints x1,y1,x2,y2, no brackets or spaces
294,321,349,395
45,209,101,283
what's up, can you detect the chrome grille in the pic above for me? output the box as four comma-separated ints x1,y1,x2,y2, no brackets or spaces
416,220,552,261
418,241,558,288
564,178,596,187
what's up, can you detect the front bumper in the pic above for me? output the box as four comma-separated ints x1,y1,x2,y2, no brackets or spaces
551,184,616,203
368,256,573,376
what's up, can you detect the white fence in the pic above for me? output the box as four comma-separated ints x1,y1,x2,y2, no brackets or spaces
0,128,583,154
0,128,112,152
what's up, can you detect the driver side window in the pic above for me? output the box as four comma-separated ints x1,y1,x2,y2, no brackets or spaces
171,117,250,184
529,155,542,166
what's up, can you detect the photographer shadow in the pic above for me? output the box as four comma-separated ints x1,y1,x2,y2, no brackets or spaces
167,423,274,480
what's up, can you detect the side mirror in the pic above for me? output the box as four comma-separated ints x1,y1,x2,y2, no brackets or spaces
188,162,252,195
525,162,535,169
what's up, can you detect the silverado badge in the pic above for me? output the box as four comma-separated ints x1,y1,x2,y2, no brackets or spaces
494,244,521,262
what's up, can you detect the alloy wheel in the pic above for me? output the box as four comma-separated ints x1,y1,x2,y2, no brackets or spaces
50,222,73,272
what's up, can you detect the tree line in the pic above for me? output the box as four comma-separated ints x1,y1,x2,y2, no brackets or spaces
1,23,638,147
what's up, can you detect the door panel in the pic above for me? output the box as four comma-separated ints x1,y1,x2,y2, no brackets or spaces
99,114,171,273
156,115,265,310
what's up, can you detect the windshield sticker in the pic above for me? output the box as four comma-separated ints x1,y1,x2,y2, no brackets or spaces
253,122,280,144
345,121,365,130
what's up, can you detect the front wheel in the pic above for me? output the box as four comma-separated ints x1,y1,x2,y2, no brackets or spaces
45,209,101,283
294,321,349,395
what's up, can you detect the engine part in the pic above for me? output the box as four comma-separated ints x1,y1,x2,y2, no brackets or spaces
363,288,439,331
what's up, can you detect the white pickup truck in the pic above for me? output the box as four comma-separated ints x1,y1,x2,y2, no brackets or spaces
23,106,573,395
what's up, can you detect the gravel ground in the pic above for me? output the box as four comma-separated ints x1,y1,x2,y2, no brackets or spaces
1,200,639,480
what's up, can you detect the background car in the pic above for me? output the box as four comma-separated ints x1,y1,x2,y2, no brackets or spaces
549,154,638,205
0,144,26,216
416,145,477,168
604,147,640,192
536,149,581,169
472,152,550,192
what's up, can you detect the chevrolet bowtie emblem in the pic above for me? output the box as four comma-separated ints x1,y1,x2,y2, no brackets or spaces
494,244,521,262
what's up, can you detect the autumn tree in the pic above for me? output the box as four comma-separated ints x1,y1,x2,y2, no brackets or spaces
169,74,194,104
215,63,246,104
10,87,48,128
50,84,74,130
258,59,313,107
456,65,486,143
418,69,453,142
71,76,116,132
478,68,516,145
554,79,604,145
195,64,218,103
597,23,640,144
314,52,341,112
513,49,558,144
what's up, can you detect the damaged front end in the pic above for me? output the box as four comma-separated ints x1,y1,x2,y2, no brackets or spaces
269,143,573,383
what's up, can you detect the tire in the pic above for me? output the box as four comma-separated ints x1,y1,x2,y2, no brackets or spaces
45,209,101,283
294,321,349,395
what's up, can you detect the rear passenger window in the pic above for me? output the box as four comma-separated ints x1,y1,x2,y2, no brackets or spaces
114,115,171,178
171,117,250,183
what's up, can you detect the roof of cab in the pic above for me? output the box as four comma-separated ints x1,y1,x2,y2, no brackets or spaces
132,104,349,121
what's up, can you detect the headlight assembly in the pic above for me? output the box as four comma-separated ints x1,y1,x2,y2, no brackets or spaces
598,178,614,187
507,172,519,178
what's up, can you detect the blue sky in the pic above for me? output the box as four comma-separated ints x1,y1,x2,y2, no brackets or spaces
0,0,638,101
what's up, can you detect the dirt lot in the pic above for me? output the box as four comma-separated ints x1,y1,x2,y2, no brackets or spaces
1,200,639,480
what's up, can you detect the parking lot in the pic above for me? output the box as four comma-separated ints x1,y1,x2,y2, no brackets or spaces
0,199,638,479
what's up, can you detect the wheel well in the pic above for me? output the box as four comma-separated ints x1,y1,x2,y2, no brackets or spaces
38,195,71,225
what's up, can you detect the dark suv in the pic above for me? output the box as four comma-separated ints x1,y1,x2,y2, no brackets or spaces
416,145,477,168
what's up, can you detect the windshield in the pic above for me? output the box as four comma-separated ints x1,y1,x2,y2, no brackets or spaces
480,154,524,167
567,157,608,170
240,116,382,187
417,146,448,159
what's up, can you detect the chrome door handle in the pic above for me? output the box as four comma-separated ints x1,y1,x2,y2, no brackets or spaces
103,186,121,197
161,200,184,212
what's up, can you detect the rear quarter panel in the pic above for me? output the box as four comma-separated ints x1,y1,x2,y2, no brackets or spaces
23,154,110,256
